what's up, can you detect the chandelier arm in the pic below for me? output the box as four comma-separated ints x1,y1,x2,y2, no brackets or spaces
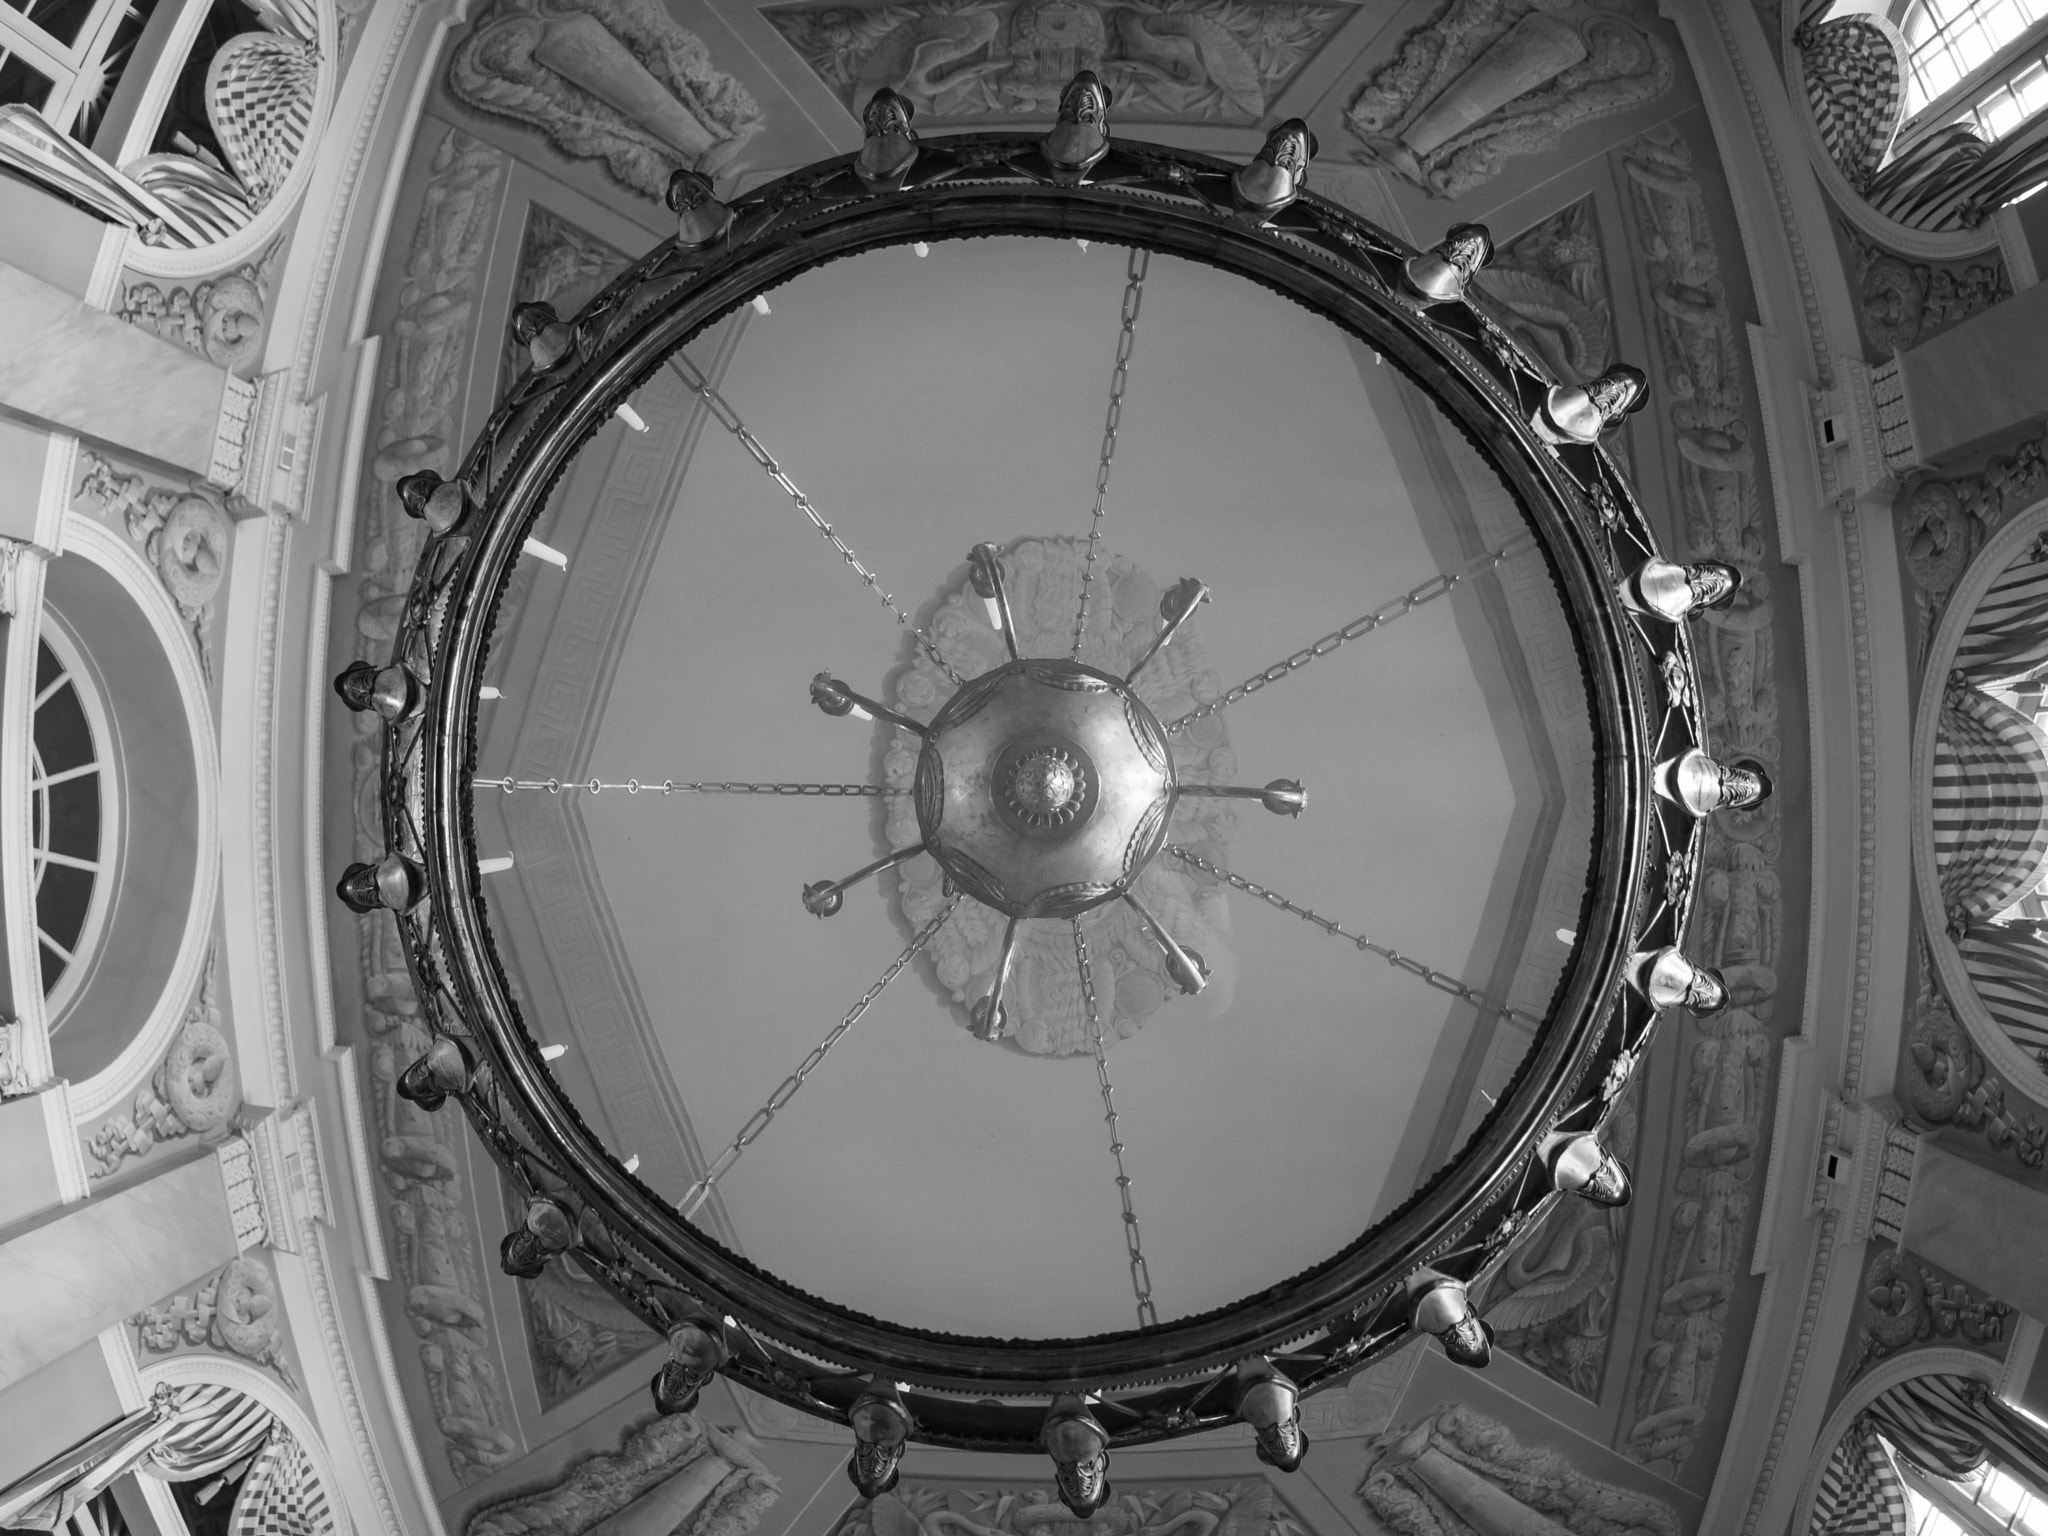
665,353,966,686
1071,246,1151,660
477,777,908,797
1165,537,1535,736
1076,919,1158,1330
679,893,963,1219
1163,844,1535,1028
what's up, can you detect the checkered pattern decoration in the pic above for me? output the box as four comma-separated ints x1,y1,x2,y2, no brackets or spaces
1811,1419,1909,1536
205,31,316,207
1799,14,1908,190
1934,682,2048,919
229,1431,334,1536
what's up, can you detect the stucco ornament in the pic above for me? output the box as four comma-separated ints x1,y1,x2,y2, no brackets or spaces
522,1250,662,1405
75,453,231,674
1856,1247,2011,1373
830,1478,1310,1536
120,259,274,376
86,969,241,1178
448,0,764,197
884,536,1237,1055
1345,1,1672,199
1900,986,2048,1168
1475,196,1612,387
465,1414,779,1536
500,207,627,397
767,0,1347,125
1358,1405,1679,1536
131,1254,299,1388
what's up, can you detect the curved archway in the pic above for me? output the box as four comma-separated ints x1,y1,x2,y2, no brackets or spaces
57,514,220,1120
1791,1349,2003,1536
135,1355,345,1532
1914,493,2048,1102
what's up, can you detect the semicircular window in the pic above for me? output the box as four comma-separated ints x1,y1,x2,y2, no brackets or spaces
32,631,110,1004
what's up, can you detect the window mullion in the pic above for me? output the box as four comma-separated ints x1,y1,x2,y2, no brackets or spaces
0,13,80,86
1902,16,2048,144
1896,1456,2011,1536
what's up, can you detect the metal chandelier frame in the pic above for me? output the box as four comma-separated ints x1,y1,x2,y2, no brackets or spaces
350,125,1721,1464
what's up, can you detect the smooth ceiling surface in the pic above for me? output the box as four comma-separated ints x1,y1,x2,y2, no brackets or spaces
502,238,1588,1338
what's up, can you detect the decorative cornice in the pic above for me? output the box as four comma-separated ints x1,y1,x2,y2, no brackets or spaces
298,1217,416,1536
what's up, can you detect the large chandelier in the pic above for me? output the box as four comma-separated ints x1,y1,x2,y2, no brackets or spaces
335,78,1766,1513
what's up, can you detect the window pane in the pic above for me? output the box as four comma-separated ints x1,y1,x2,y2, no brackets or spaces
35,680,93,775
4,0,102,49
37,860,91,949
1980,1469,2025,1523
43,773,97,861
0,47,56,110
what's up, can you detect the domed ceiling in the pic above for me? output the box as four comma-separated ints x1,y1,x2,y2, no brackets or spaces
468,237,1595,1340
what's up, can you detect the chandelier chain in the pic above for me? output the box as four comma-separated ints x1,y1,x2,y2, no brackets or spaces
478,776,906,797
1076,919,1158,1330
680,894,962,1220
1072,247,1151,659
668,354,966,686
1166,537,1536,735
1163,845,1534,1027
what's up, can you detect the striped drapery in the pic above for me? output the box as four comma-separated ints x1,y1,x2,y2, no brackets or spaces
1955,539,2048,688
1811,1418,1910,1536
229,1431,333,1536
1934,682,2048,916
1958,918,2048,1069
141,1384,275,1483
0,1397,171,1530
1867,1374,2048,1490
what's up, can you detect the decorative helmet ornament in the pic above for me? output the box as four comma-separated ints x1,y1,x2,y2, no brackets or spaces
1655,747,1773,816
1044,70,1112,181
846,1385,915,1498
857,90,919,188
1402,223,1494,304
499,1227,550,1279
1409,1274,1492,1368
333,660,422,721
1231,119,1317,218
511,302,576,373
335,854,425,914
651,1319,729,1415
1542,1130,1633,1207
1234,1361,1307,1472
1042,1397,1112,1517
396,1036,475,1112
1619,558,1742,621
1534,363,1648,445
1628,946,1729,1015
667,169,734,249
396,470,470,534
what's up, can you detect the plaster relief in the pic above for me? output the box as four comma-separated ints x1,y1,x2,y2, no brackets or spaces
84,960,241,1180
118,238,283,378
830,1479,1310,1536
465,1415,779,1536
1854,1246,2011,1376
1840,220,2010,357
448,0,764,198
766,0,1347,125
1895,428,2048,664
1475,196,1614,388
1358,1405,1679,1536
1901,982,2048,1168
131,1252,300,1390
885,536,1237,1055
1617,126,1786,1475
74,452,232,679
499,207,629,400
348,127,519,1485
1344,1,1671,199
522,1250,662,1405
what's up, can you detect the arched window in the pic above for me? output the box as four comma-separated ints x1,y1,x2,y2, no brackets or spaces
1899,1,2048,141
0,0,157,141
32,626,113,1007
1894,1444,2048,1536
